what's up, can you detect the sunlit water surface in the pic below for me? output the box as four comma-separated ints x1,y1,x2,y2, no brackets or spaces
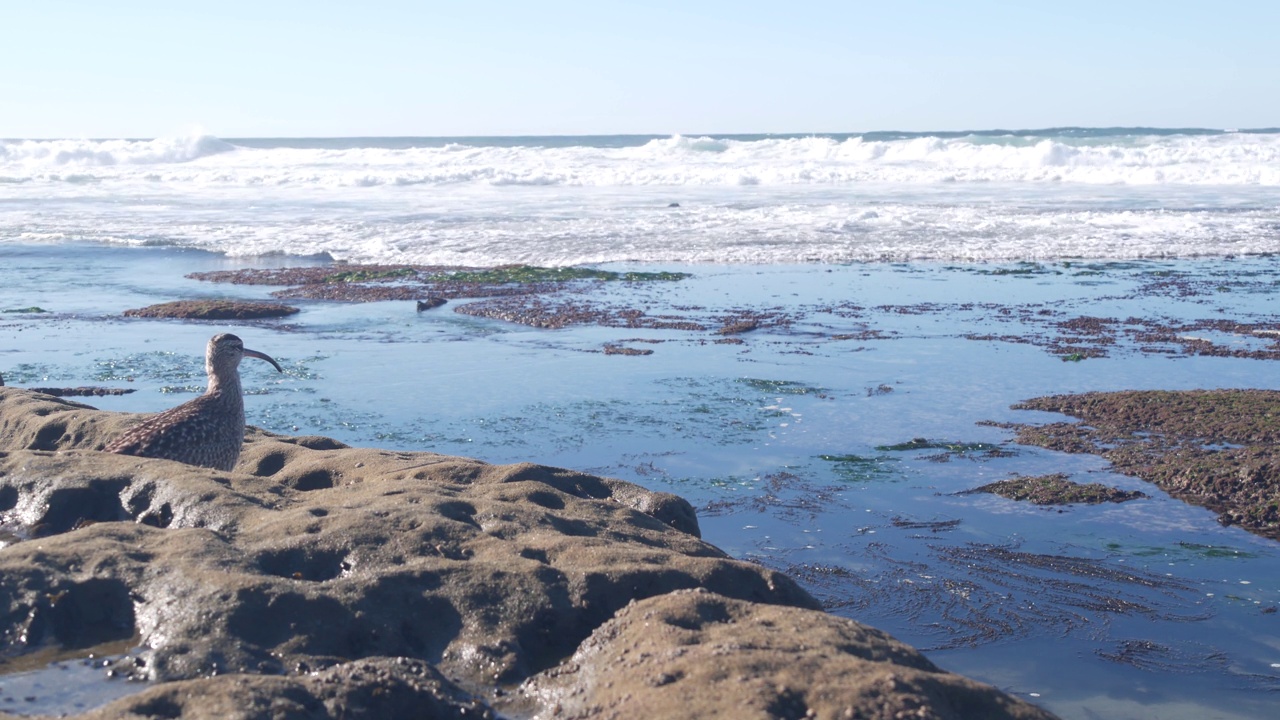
1,244,1278,719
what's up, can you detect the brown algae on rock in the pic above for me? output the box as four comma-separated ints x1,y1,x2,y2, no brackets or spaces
122,300,300,320
961,473,1147,505
186,263,690,307
1009,389,1280,538
601,344,654,356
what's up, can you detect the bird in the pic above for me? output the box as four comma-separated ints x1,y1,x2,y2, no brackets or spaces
105,333,282,471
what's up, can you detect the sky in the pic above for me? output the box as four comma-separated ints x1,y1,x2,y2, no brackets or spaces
3,0,1278,138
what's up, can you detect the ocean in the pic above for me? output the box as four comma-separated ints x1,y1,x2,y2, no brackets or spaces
2,129,1279,719
3,128,1280,265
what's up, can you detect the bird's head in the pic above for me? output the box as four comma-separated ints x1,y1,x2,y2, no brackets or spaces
208,333,284,376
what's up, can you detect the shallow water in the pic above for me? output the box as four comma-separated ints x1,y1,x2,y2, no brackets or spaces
1,244,1279,719
0,641,143,717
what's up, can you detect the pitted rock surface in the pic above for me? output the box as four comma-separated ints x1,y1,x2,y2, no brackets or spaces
523,589,1055,720
0,388,1056,719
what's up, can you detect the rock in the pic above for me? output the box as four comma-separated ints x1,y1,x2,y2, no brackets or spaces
716,319,760,335
0,388,1056,719
602,344,653,356
417,296,448,311
26,386,136,397
522,589,1055,720
1010,389,1280,539
961,473,1146,505
122,300,300,320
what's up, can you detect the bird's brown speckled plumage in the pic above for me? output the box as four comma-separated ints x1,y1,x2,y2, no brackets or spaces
105,333,282,471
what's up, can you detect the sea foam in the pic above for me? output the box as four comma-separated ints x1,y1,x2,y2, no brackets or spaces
2,130,1278,265
0,134,234,167
3,131,1279,187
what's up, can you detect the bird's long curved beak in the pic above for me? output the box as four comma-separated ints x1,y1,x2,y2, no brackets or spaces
244,348,284,373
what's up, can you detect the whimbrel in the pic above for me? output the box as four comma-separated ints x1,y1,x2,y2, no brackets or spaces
105,333,282,471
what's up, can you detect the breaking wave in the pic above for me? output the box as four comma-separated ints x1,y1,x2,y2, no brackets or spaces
2,130,1279,187
0,134,234,167
3,128,1279,265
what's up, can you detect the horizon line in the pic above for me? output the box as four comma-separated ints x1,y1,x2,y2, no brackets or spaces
6,125,1280,142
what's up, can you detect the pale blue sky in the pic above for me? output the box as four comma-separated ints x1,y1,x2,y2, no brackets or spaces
4,0,1276,138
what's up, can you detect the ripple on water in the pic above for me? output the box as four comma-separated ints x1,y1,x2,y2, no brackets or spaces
0,642,148,716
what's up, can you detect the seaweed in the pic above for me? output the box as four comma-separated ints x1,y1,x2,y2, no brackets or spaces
739,378,826,396
970,263,1062,277
778,540,1202,651
1008,389,1280,539
817,454,899,482
322,267,417,283
959,473,1146,505
122,300,299,320
875,438,999,453
444,265,688,284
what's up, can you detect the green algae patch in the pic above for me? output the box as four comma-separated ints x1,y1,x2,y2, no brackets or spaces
962,473,1146,505
739,378,826,396
818,454,899,482
323,267,417,283
619,270,690,282
123,300,300,320
876,438,1000,453
2,307,49,314
1173,541,1260,559
971,262,1063,277
1103,541,1261,560
1009,389,1280,540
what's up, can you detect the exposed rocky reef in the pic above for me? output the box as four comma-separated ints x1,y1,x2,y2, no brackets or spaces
122,300,300,321
20,386,136,398
186,264,688,306
0,388,1055,719
0,373,134,397
1007,389,1280,539
166,262,1280,361
960,473,1147,505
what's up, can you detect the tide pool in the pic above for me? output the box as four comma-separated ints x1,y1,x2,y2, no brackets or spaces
1,244,1278,719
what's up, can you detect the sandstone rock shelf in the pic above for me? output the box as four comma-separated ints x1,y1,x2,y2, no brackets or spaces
0,388,1055,719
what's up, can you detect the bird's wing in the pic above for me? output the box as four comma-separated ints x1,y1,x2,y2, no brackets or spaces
103,395,217,456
